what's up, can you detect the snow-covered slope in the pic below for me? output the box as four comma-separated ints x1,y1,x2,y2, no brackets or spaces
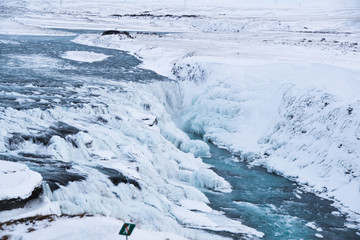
0,215,188,240
0,160,42,202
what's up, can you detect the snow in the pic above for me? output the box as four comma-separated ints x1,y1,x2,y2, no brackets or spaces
306,222,323,232
1,0,360,237
0,160,42,201
315,233,324,238
0,19,74,36
192,168,231,193
180,199,212,213
0,216,189,240
61,51,110,63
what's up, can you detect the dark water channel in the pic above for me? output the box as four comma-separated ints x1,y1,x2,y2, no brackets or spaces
202,142,360,239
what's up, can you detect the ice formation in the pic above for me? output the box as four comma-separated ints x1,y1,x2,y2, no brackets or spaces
0,0,359,238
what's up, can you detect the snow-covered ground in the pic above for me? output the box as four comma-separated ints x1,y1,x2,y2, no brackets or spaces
0,215,189,240
1,0,360,238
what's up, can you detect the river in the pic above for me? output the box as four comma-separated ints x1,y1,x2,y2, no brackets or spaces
0,32,359,240
202,141,359,239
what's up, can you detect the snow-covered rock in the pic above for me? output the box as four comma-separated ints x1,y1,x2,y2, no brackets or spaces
0,160,42,210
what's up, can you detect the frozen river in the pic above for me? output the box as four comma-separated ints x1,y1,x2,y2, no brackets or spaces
0,32,359,239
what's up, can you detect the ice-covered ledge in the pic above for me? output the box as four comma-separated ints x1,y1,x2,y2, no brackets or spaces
0,160,43,211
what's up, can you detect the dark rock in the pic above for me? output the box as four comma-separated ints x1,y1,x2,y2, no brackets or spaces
96,166,141,190
101,30,133,38
101,30,121,35
43,169,86,192
0,155,86,192
97,116,108,124
18,152,52,159
142,103,151,110
149,118,158,127
111,13,201,19
7,121,81,148
0,185,42,211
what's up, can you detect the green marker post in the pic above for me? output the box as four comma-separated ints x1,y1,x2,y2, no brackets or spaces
119,223,136,240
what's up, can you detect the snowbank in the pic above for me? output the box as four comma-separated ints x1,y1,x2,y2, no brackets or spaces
0,216,189,240
61,51,110,63
0,160,42,201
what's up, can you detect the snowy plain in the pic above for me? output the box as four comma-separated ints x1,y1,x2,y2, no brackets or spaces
1,0,360,239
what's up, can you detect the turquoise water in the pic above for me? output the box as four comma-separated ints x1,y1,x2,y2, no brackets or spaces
202,142,359,240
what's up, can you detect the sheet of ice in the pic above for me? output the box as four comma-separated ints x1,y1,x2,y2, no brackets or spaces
61,51,110,63
0,160,42,200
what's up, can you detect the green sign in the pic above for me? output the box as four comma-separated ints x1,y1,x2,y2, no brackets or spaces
119,223,136,236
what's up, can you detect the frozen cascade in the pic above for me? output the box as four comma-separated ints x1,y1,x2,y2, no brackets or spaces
0,34,261,240
181,62,360,220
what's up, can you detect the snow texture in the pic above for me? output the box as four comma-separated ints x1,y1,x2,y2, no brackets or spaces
61,51,110,63
0,216,189,240
0,160,42,200
1,0,360,237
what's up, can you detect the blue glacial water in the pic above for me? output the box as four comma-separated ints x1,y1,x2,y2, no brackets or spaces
202,142,360,240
